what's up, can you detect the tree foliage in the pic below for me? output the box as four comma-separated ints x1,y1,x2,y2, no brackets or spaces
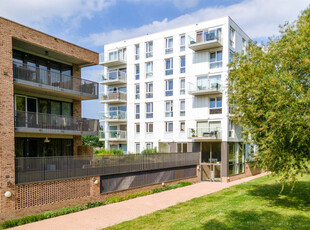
82,135,104,148
228,7,310,185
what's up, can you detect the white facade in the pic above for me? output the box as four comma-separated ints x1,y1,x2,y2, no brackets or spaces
99,17,250,157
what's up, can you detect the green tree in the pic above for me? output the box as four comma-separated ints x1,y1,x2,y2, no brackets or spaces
82,135,104,148
228,7,310,187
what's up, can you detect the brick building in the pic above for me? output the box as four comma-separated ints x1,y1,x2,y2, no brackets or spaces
0,17,99,220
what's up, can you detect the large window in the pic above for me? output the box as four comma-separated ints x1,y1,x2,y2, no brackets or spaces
135,44,140,60
135,84,140,99
210,51,222,69
165,122,173,132
165,101,173,117
229,143,245,176
180,100,185,116
145,41,153,58
146,82,153,98
165,37,173,54
180,56,185,73
180,34,185,52
135,104,140,119
230,27,235,48
165,79,173,96
165,58,173,75
210,97,222,114
146,62,153,78
146,143,153,149
146,122,153,133
180,121,185,132
135,123,140,133
135,64,140,80
146,102,153,118
136,143,140,153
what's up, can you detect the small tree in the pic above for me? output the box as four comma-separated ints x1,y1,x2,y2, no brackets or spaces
82,135,104,148
228,7,310,188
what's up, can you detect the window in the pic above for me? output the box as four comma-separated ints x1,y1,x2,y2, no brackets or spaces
180,56,185,73
165,80,173,96
165,37,173,54
146,122,153,133
180,100,185,116
165,122,173,132
210,51,222,69
136,143,140,153
135,104,140,119
165,101,173,117
135,123,140,133
146,62,153,78
177,143,187,152
180,34,185,51
229,120,235,138
146,143,153,149
210,97,222,114
229,143,245,176
197,75,221,90
165,58,173,75
145,41,153,58
135,64,140,80
135,44,140,60
180,121,185,132
230,27,235,48
242,38,247,54
229,50,235,63
146,102,153,118
146,82,153,98
135,84,140,99
180,78,185,95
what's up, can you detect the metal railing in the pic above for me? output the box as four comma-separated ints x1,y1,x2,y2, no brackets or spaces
15,152,200,184
188,127,222,139
99,130,127,140
99,111,127,121
99,52,127,63
188,80,222,92
100,92,127,102
99,71,126,83
15,111,99,133
13,62,98,98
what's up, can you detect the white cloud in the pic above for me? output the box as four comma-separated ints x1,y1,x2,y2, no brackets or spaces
84,0,309,46
0,0,114,30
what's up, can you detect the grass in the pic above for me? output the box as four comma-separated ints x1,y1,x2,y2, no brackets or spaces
1,181,193,229
106,173,310,230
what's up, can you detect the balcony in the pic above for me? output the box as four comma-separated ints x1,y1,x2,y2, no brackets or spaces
100,92,127,104
99,110,127,123
188,32,222,51
99,71,126,86
99,52,126,67
99,130,127,141
13,62,98,100
187,81,222,96
188,127,222,140
15,111,99,135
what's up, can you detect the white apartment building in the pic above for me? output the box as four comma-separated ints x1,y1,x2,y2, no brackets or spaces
99,16,251,181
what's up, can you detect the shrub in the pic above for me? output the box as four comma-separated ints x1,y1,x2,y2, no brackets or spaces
94,148,124,155
141,147,157,154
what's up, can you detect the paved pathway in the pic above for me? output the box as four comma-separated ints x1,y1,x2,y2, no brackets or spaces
12,173,268,230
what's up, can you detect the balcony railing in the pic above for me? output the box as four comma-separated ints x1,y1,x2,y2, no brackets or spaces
99,130,127,141
15,152,200,184
13,62,98,99
100,92,127,103
99,52,127,67
187,80,222,95
188,127,222,139
188,31,222,51
99,110,127,121
15,111,99,135
99,71,126,85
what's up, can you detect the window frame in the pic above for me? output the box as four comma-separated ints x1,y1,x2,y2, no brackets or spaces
165,79,173,96
145,41,153,58
180,34,185,52
165,121,173,133
146,82,153,98
180,100,185,116
165,58,173,75
135,64,140,80
210,50,223,69
165,100,173,117
135,84,140,99
165,37,173,54
146,122,154,133
135,44,140,60
135,104,140,119
146,102,153,118
145,62,153,78
180,56,185,73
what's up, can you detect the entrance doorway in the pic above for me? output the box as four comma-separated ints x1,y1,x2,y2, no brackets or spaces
201,142,221,181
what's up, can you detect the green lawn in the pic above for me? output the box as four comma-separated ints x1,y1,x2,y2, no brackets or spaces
106,174,310,230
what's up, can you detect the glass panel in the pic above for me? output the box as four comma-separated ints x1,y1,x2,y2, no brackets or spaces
211,142,221,163
201,142,211,163
15,96,26,111
210,98,216,108
50,101,61,115
62,102,72,116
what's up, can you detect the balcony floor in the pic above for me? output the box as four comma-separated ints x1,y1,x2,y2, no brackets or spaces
15,127,98,136
99,80,127,86
99,60,126,68
189,40,222,51
188,89,222,96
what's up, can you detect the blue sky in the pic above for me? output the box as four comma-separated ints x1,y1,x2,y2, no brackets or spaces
0,0,308,119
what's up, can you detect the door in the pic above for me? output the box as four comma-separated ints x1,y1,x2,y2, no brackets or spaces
27,97,38,128
201,142,221,181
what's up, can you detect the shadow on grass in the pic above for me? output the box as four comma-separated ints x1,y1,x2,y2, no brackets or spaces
203,210,310,230
247,180,310,211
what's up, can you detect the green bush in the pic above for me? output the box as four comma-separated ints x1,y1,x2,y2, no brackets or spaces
141,147,157,154
44,205,86,218
94,148,124,155
1,214,47,229
152,182,193,194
